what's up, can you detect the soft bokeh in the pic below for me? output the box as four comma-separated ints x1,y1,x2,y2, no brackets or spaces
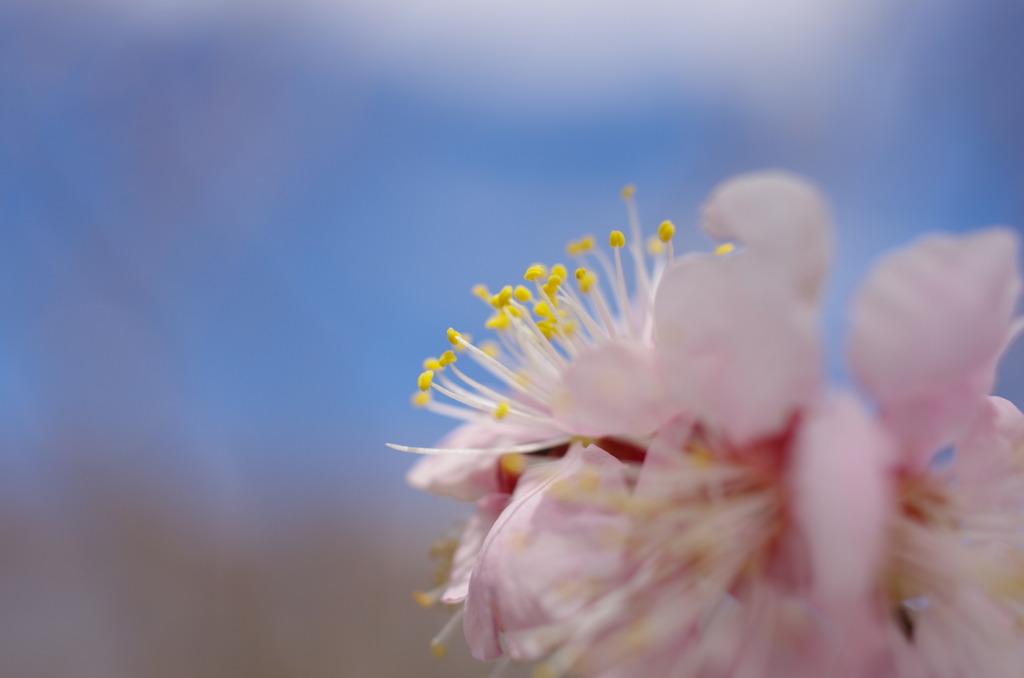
1,0,1023,675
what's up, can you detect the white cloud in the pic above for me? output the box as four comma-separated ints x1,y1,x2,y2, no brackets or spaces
91,0,911,112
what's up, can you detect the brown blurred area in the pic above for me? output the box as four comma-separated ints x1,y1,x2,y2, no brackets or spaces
0,468,504,678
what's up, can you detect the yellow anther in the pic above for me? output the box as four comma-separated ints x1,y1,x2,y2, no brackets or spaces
417,370,434,391
453,332,471,351
542,282,560,301
658,220,675,243
423,357,442,371
546,274,563,289
646,235,665,256
533,663,558,678
411,391,432,408
533,302,552,318
568,236,597,255
490,285,513,307
715,242,736,256
494,401,510,420
479,340,501,358
609,230,626,248
563,321,577,336
412,590,437,608
551,263,568,280
524,264,547,281
471,284,490,301
506,305,521,317
579,272,598,293
430,642,447,659
500,453,528,476
536,320,555,339
447,328,461,345
438,350,457,366
485,313,510,330
514,285,532,302
575,267,587,281
621,184,636,200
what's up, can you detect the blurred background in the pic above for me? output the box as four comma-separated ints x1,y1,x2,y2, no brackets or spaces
1,0,1023,675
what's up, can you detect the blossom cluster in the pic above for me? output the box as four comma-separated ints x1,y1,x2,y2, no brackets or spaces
390,172,1024,678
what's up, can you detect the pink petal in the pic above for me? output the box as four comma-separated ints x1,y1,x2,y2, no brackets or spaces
405,420,557,501
791,393,893,624
634,415,693,495
955,396,1024,512
848,228,1021,467
700,170,833,303
550,341,672,438
440,492,511,604
654,254,821,445
462,445,630,661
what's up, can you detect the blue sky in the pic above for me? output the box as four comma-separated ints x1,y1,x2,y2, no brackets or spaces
2,0,1024,530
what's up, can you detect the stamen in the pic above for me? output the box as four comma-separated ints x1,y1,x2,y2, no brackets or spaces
430,606,464,658
424,400,484,422
500,452,529,476
507,300,570,369
411,391,431,407
486,312,511,330
472,284,491,302
580,273,618,339
490,285,514,308
385,436,572,455
646,236,665,256
412,585,446,608
452,333,557,400
622,186,653,324
609,231,635,339
449,364,548,417
659,220,675,263
423,357,442,370
430,380,546,426
533,275,579,358
494,401,510,419
479,339,501,358
715,243,735,256
554,291,607,343
524,264,547,281
418,370,434,391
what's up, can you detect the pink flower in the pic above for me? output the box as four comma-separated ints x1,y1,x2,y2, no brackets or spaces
394,171,1024,678
835,227,1024,677
459,172,892,677
406,419,564,502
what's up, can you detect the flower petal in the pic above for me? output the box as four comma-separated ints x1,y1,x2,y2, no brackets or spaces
440,492,511,604
654,254,821,445
405,420,558,501
955,396,1024,513
462,444,630,661
847,228,1021,466
792,393,893,623
700,170,833,303
550,341,672,438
